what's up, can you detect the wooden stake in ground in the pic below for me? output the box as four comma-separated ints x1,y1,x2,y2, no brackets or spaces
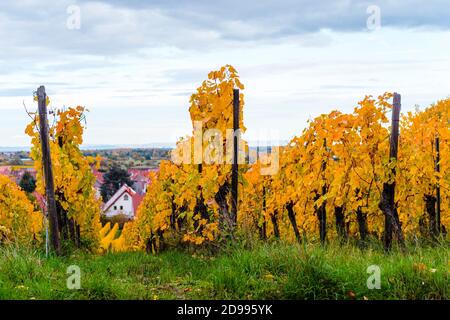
231,88,240,226
317,138,327,245
435,136,441,235
37,86,61,255
379,92,405,251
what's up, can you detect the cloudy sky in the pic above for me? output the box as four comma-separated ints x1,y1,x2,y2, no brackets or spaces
1,0,449,147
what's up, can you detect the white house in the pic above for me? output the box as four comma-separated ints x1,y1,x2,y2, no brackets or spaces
102,184,144,219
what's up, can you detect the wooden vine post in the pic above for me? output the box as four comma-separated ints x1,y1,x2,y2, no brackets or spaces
36,86,61,255
231,88,240,227
435,136,441,235
311,137,329,245
379,92,405,252
319,138,327,244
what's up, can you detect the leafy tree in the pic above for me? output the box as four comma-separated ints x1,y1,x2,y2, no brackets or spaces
123,65,246,251
0,174,42,245
27,106,102,249
19,171,36,193
100,165,133,202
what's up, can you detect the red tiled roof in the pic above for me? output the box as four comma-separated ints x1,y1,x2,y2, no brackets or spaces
0,166,11,175
92,170,104,184
132,193,145,214
33,191,47,213
0,167,37,184
128,168,152,183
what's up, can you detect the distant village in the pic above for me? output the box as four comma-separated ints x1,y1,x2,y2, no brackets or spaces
0,146,270,222
0,148,170,220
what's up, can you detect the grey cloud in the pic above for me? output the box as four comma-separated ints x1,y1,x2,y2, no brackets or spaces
82,0,450,34
1,0,449,62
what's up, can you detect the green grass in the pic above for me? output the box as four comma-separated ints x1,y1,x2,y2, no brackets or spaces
0,242,448,300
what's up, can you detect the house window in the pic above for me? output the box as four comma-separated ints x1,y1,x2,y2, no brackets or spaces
124,195,129,201
120,206,123,210
113,206,117,210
